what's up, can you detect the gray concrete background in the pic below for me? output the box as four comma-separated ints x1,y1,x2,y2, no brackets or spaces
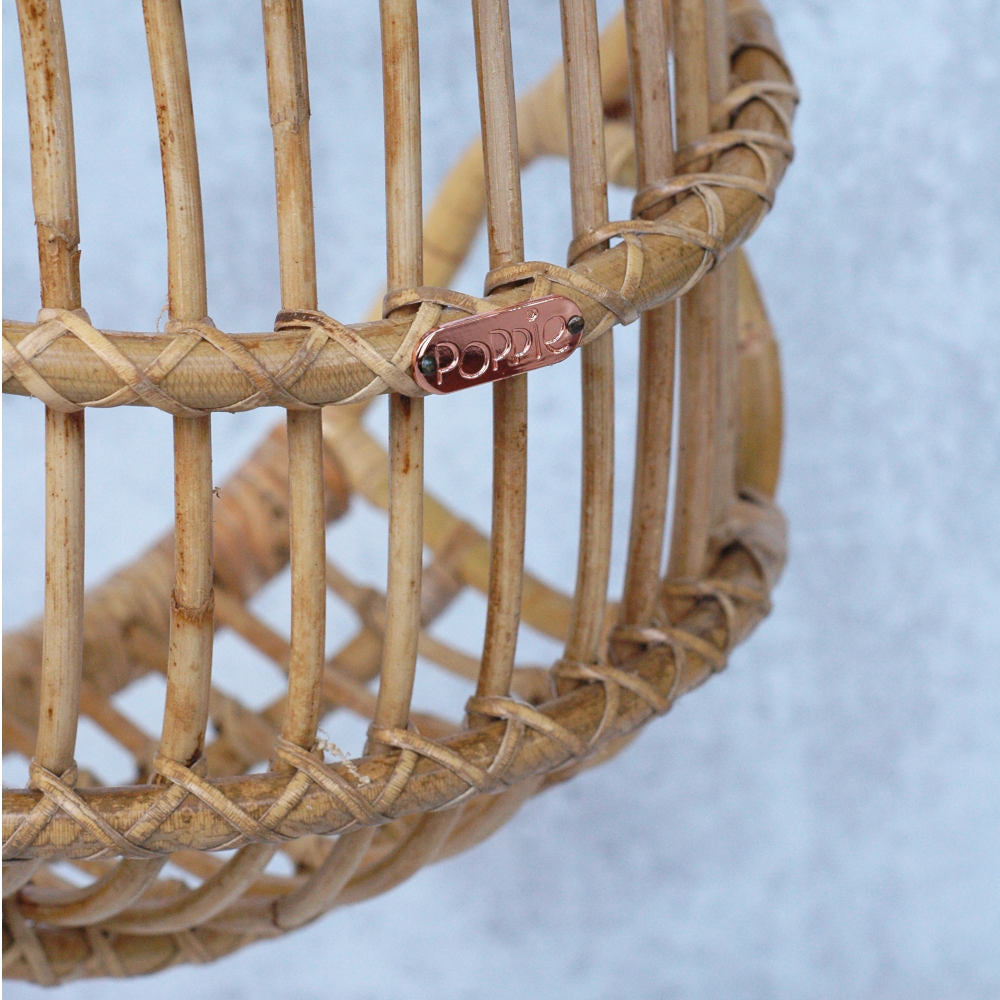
3,1,998,997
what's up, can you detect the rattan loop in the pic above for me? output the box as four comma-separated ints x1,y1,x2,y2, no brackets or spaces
2,0,796,980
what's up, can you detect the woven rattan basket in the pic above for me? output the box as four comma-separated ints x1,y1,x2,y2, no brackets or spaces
2,0,796,983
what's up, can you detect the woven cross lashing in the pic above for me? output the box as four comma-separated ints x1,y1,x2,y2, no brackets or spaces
2,0,797,983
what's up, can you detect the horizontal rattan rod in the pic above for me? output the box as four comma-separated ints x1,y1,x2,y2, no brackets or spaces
144,0,215,769
16,0,85,787
73,848,298,915
560,0,616,672
0,129,768,409
619,0,676,626
2,503,785,860
369,0,426,756
1,16,795,412
263,0,328,762
76,849,303,906
471,0,528,721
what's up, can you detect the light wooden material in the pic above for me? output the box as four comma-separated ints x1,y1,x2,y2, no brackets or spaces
560,0,616,675
618,0,675,628
263,0,328,764
471,0,530,727
2,0,797,982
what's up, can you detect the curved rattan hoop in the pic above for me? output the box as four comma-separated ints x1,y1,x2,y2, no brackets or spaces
2,14,794,413
3,0,795,982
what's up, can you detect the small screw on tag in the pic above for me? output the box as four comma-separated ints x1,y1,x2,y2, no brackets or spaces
412,295,585,394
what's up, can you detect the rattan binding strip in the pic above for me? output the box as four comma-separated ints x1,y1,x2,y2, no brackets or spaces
2,7,796,414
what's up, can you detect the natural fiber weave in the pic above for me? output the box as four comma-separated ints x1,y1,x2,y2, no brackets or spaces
3,0,796,982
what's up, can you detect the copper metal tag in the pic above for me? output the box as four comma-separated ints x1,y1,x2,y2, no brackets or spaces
412,295,585,394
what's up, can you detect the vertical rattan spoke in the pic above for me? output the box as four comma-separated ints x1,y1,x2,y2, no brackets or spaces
143,0,214,769
370,0,425,748
39,410,85,776
162,415,214,767
263,0,327,758
16,0,80,312
114,2,281,934
275,0,429,928
471,0,528,716
282,408,327,743
263,0,317,311
619,0,676,625
559,0,615,669
16,0,84,783
668,0,719,582
14,0,174,927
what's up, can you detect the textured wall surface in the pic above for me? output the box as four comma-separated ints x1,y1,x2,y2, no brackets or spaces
3,1,998,997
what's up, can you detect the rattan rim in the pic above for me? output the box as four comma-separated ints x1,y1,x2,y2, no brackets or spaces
1,10,796,413
3,0,796,982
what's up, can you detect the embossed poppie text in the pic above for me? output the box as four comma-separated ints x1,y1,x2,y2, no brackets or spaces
412,295,584,394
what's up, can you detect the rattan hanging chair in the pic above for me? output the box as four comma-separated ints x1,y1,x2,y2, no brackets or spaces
2,0,796,984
